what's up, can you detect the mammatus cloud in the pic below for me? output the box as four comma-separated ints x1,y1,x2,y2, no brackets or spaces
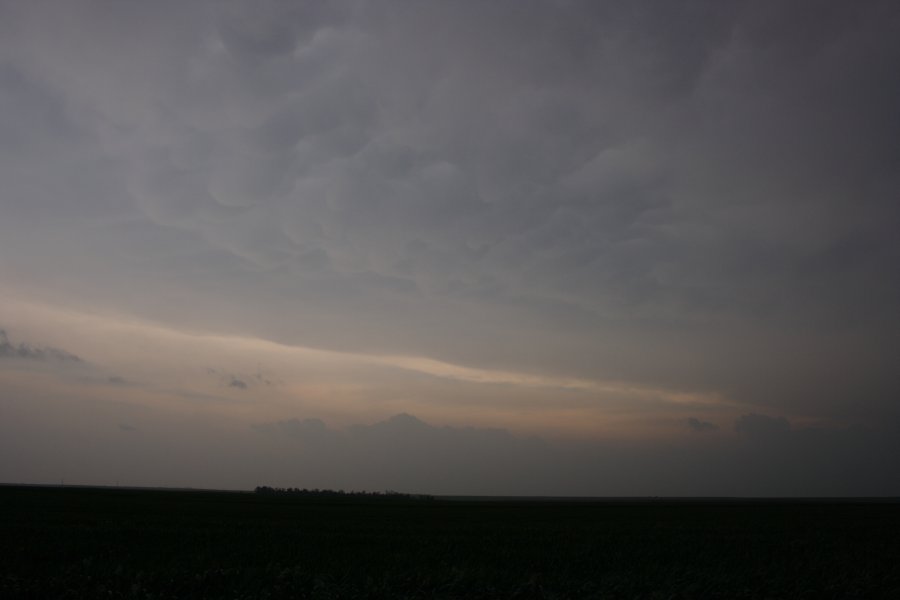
0,1,899,494
0,0,896,426
0,329,81,363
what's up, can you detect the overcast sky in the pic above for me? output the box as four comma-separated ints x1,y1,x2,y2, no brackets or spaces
1,0,898,495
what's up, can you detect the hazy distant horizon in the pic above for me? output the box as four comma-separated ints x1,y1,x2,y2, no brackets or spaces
7,482,900,504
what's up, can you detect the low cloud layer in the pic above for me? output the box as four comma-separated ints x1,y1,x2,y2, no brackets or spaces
4,390,896,496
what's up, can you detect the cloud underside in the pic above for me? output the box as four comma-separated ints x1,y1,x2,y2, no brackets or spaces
0,0,897,425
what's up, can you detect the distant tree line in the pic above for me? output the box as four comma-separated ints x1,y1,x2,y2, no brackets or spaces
254,486,434,501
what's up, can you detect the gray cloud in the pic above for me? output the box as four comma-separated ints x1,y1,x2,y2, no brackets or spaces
207,367,274,391
0,329,82,363
0,1,897,433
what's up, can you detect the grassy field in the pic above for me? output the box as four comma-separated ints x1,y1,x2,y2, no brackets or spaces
1,486,898,598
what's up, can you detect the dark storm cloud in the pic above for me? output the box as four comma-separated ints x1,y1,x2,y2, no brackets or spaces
0,0,898,426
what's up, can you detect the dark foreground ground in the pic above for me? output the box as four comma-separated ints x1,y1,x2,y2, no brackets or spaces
1,486,899,599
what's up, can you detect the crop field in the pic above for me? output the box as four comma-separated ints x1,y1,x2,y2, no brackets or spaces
1,486,899,599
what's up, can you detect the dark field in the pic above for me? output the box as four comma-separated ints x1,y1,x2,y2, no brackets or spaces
1,486,899,599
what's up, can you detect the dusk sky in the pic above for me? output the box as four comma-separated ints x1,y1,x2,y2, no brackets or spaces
1,0,898,496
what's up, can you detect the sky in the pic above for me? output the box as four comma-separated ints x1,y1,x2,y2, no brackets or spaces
1,0,898,496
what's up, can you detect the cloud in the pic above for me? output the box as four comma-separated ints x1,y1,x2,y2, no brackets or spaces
687,417,718,432
207,367,274,391
228,378,247,390
0,329,82,363
0,0,897,426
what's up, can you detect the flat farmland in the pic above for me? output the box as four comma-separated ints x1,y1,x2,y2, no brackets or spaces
1,486,898,599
